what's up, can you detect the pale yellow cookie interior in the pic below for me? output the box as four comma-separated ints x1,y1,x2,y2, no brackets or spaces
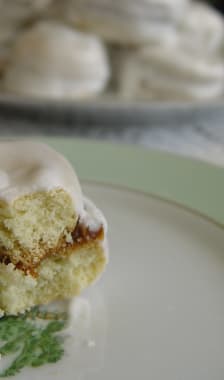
0,242,106,316
0,189,77,267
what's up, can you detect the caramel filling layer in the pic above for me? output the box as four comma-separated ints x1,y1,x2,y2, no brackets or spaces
0,220,104,276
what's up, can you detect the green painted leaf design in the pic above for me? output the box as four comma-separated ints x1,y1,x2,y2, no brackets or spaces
0,308,68,378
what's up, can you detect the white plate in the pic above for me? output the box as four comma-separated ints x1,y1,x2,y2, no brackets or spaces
2,182,224,379
85,183,224,380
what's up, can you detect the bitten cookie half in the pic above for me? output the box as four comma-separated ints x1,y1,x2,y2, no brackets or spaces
0,141,108,316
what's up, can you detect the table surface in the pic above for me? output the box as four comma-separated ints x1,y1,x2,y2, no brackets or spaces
0,102,224,166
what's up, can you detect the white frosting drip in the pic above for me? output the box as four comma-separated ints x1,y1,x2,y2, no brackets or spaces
81,197,109,262
81,197,108,234
3,21,110,99
0,140,83,216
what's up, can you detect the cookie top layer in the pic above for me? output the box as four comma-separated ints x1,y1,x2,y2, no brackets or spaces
0,140,83,214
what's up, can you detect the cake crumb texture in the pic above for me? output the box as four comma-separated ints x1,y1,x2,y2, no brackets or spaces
0,189,77,267
0,242,106,316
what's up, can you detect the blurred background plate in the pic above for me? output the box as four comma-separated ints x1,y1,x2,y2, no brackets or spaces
0,94,224,128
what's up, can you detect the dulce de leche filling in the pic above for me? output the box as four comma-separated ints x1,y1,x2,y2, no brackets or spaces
0,219,104,277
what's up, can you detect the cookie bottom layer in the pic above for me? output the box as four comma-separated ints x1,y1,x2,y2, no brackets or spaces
0,241,106,316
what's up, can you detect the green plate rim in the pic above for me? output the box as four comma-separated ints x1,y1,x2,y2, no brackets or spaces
39,137,224,226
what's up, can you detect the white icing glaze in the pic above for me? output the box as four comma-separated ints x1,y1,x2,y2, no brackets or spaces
81,197,109,261
0,0,52,47
0,140,84,216
82,197,108,234
0,0,51,30
49,0,188,45
179,2,224,55
0,141,108,243
120,48,224,101
118,1,224,101
3,21,110,99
